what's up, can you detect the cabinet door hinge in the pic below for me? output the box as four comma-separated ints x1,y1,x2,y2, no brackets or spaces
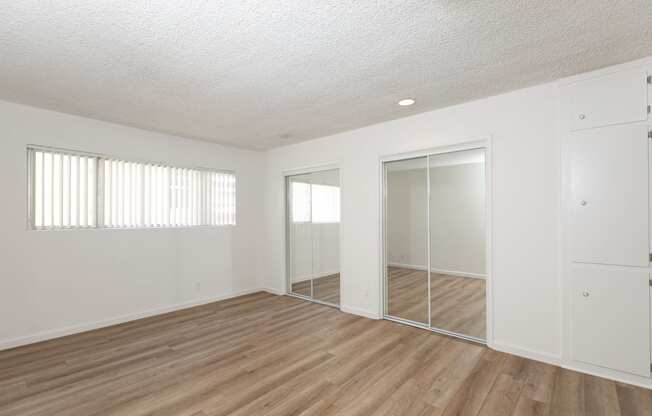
648,75,652,84
649,253,652,262
649,130,652,139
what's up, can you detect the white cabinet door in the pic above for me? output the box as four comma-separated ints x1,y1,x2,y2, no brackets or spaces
565,67,648,131
569,124,649,267
572,267,650,377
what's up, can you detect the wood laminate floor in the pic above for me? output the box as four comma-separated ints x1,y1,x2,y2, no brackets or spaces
387,267,486,339
1,292,651,416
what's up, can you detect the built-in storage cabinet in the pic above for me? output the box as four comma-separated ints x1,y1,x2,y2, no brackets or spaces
571,267,650,377
563,63,651,381
569,123,649,267
566,67,648,131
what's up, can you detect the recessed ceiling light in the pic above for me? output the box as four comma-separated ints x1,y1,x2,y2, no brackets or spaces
398,98,415,106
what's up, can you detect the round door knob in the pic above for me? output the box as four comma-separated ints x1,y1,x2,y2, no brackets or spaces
579,114,586,120
582,291,590,297
580,200,587,206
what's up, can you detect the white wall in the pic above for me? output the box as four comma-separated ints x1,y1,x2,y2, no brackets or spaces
263,82,561,360
386,162,486,277
0,100,266,349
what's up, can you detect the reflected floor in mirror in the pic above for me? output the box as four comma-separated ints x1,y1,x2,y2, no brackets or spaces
387,266,486,339
291,273,340,306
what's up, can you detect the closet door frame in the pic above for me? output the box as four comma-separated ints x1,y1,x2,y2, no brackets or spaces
284,163,341,309
379,138,493,345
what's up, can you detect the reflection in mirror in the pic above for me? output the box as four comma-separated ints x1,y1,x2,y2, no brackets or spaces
288,175,313,297
287,169,340,305
429,148,486,340
385,157,429,324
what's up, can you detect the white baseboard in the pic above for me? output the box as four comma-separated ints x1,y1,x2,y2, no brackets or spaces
561,362,652,390
388,263,486,279
261,287,286,296
0,288,264,351
490,341,562,366
340,304,380,320
491,342,652,390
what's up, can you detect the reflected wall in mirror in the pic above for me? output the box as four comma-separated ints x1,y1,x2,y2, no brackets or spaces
286,169,340,306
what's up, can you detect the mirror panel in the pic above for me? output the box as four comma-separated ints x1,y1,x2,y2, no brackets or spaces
429,148,486,340
311,170,341,305
287,175,313,297
385,157,429,325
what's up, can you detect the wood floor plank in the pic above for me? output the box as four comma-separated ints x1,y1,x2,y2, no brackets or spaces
440,349,506,416
584,374,622,416
615,382,652,416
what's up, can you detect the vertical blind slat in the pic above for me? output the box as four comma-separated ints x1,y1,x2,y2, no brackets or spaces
81,157,87,227
39,152,44,227
112,160,116,226
184,170,187,226
163,166,169,226
89,158,96,226
75,155,80,227
158,165,163,226
171,167,176,226
67,155,72,227
131,162,136,227
49,152,54,227
104,160,109,227
40,152,45,227
57,154,63,227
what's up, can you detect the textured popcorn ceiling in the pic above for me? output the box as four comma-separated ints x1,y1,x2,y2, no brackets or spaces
1,1,651,150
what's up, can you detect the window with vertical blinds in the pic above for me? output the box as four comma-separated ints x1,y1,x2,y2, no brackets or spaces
27,147,236,230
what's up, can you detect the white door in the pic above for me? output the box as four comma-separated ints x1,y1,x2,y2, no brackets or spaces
565,67,649,131
569,123,649,267
572,267,650,377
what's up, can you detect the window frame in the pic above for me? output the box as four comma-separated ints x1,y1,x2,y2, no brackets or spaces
26,144,237,231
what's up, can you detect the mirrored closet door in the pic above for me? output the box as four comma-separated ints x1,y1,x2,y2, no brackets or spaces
384,147,487,342
384,157,429,325
286,169,341,306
